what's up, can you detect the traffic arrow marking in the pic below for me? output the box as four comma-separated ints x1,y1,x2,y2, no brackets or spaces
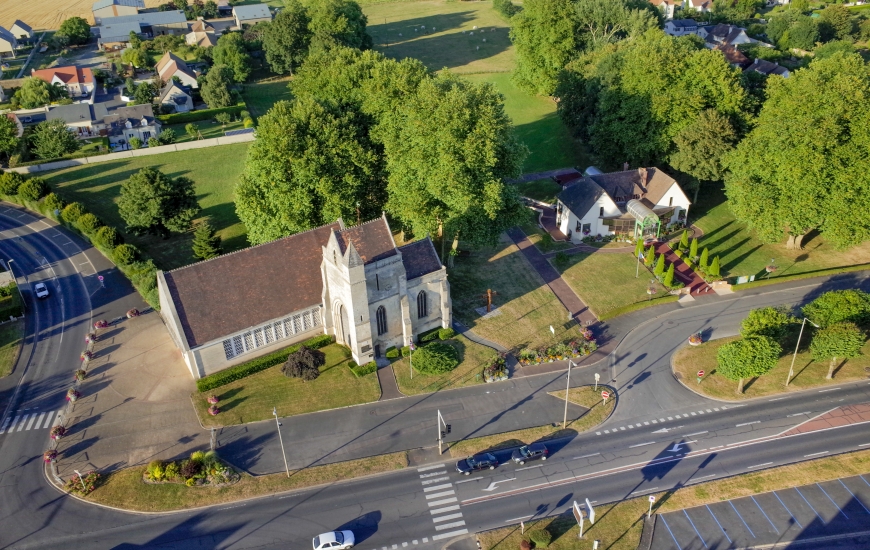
666,443,684,452
482,478,516,492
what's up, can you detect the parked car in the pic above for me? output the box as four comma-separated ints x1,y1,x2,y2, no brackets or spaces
511,443,549,465
34,282,49,299
456,452,498,475
313,530,354,549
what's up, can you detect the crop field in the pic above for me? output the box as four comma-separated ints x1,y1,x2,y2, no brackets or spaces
1,0,165,29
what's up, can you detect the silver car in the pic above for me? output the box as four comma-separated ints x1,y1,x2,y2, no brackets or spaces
34,282,49,299
313,530,355,549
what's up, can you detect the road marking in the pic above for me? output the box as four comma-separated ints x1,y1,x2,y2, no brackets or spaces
805,451,829,457
0,415,11,433
504,515,534,523
627,424,634,428
819,387,841,392
421,477,450,485
431,529,468,541
595,432,601,435
603,430,609,434
631,487,658,494
430,505,460,515
427,497,457,506
794,487,824,522
659,514,681,549
620,426,625,431
651,420,658,424
838,479,870,515
482,479,515,492
643,421,650,425
736,421,760,427
817,483,848,519
424,484,453,492
683,509,709,548
435,520,466,531
16,414,29,431
769,397,787,401
419,471,447,478
787,412,811,417
42,411,56,428
574,453,600,459
24,414,37,430
706,505,732,544
705,410,712,414
728,500,755,538
453,479,474,485
690,412,696,416
33,412,45,428
752,495,780,534
516,464,543,471
691,474,716,481
629,441,656,448
686,431,708,437
417,464,445,472
713,408,720,411
425,491,455,500
432,513,464,523
748,462,773,469
859,443,870,448
667,417,673,420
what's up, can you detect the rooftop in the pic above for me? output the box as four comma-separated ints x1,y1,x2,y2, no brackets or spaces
92,0,145,10
99,10,186,26
46,103,94,124
334,216,397,265
232,3,272,20
31,65,95,85
398,238,444,280
558,167,686,216
11,20,32,32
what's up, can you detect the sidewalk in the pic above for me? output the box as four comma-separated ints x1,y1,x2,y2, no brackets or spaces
654,242,711,295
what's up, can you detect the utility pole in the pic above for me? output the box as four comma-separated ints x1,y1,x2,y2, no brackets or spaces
563,360,575,429
437,410,450,455
273,407,290,477
409,339,415,379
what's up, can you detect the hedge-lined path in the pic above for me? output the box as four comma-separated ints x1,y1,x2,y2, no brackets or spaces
377,361,403,400
654,241,711,295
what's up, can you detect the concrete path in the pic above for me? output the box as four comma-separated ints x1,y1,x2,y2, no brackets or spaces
377,361,403,401
654,241,711,295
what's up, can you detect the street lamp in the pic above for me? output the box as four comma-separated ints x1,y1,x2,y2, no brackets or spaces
563,360,576,429
6,259,25,310
409,339,415,380
785,317,819,386
272,407,290,478
636,252,643,278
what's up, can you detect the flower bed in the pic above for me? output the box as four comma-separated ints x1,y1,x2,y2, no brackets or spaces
688,333,703,346
483,355,508,383
144,450,239,488
517,336,598,366
65,470,100,496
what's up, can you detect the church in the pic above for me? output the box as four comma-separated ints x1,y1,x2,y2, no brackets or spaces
157,215,452,379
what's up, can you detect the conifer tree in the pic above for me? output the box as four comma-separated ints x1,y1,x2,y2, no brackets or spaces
699,247,709,270
689,237,699,260
645,245,655,266
679,229,689,250
654,254,666,278
709,255,720,277
663,262,675,287
192,221,222,260
634,240,644,257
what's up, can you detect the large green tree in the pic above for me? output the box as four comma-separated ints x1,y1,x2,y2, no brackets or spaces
200,65,235,108
56,17,91,46
819,4,854,42
740,306,794,341
262,0,312,75
30,119,80,160
716,335,781,394
0,116,19,160
118,167,200,236
12,78,68,109
212,32,253,82
802,289,870,328
307,0,372,52
669,108,738,202
725,53,870,250
810,321,865,380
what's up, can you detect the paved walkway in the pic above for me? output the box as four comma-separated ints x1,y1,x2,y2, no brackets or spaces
507,167,579,184
376,361,403,401
654,242,711,295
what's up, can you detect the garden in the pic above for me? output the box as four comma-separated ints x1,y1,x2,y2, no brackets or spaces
143,450,239,488
516,327,597,366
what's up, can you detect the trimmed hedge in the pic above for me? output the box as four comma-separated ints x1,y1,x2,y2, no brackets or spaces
157,105,246,125
438,328,455,340
385,346,398,359
195,334,335,392
349,360,377,378
412,342,459,374
419,327,441,343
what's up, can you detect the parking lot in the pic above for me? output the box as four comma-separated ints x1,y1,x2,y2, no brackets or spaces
652,474,870,549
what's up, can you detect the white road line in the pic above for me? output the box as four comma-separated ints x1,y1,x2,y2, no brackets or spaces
423,484,452,493
643,421,650,425
431,529,468,541
690,412,696,416
417,464,445,472
434,521,466,531
24,414,37,430
516,464,543,471
16,414,29,431
428,498,458,507
574,453,600,459
805,451,829,458
705,410,712,413
0,416,9,434
697,410,705,415
736,421,760,427
769,397,787,401
6,415,20,433
33,412,45,429
504,515,534,522
42,411,55,428
819,388,841,393
651,420,658,424
659,418,666,422
631,487,659,494
748,462,773,469
430,505,460,515
453,479,474,485
604,430,609,434
419,471,447,479
787,412,810,417
432,513,464,523
858,443,870,448
691,474,717,481
620,427,625,431
629,441,656,448
713,408,720,412
686,431,708,437
426,491,456,500
596,432,601,435
421,477,450,485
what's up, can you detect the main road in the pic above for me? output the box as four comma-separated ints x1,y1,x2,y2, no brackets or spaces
1,203,869,549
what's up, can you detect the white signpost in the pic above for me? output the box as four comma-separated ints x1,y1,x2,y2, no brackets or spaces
586,498,595,525
594,372,600,391
573,501,585,539
648,495,656,518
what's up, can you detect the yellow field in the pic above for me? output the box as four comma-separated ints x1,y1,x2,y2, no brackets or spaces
1,0,164,31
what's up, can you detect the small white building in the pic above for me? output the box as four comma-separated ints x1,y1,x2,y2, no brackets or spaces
664,19,699,36
650,0,680,19
31,66,96,98
555,167,690,243
686,0,712,12
155,51,199,88
158,81,193,113
92,0,145,25
10,21,33,41
0,27,19,58
232,4,273,27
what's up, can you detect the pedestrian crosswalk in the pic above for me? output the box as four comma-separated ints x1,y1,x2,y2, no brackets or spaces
0,410,64,435
417,463,469,541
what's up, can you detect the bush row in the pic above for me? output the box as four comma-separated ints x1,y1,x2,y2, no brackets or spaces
0,289,22,320
195,334,335,392
348,360,377,377
493,0,522,19
419,327,456,343
157,105,246,125
0,171,160,308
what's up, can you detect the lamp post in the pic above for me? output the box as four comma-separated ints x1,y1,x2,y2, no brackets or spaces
409,339,415,380
6,259,25,310
765,258,778,279
786,317,819,386
636,252,643,278
563,360,575,429
272,407,290,478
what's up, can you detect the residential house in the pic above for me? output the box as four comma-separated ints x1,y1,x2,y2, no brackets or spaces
664,19,699,36
157,215,452,378
158,81,193,113
650,0,681,19
92,0,145,25
156,51,199,88
45,103,102,138
0,27,19,58
185,18,217,48
232,4,273,27
103,104,162,146
10,21,33,42
686,0,712,12
31,66,96,98
714,44,750,68
98,10,188,38
555,167,690,243
702,23,754,48
746,58,790,77
98,21,142,50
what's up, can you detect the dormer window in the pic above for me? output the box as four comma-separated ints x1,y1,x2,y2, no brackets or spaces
615,196,624,203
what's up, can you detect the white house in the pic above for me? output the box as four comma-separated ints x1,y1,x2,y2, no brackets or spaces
555,167,690,243
102,104,162,146
0,27,19,58
702,23,755,48
650,0,680,19
92,0,145,25
158,81,193,113
686,0,712,12
664,19,699,36
31,66,96,98
10,21,33,41
157,215,452,379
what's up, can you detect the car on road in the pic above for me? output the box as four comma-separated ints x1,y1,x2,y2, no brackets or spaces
511,443,549,465
456,452,498,475
34,283,49,299
313,530,354,549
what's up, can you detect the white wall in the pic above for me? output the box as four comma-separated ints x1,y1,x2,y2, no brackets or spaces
653,183,691,225
558,194,621,243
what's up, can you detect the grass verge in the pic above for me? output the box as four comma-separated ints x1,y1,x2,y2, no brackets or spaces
81,451,408,512
192,344,381,426
392,335,497,395
242,76,293,117
597,295,680,322
514,178,562,204
448,385,615,458
732,263,870,291
0,319,23,378
480,449,870,549
673,335,870,400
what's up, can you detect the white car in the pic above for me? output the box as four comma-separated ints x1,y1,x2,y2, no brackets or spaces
34,283,49,299
313,530,354,549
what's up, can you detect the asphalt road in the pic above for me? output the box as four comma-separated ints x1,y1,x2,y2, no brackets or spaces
1,204,870,549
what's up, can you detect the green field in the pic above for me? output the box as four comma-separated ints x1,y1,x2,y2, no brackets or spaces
242,77,293,118
165,120,246,142
0,319,23,378
514,178,562,203
42,144,251,270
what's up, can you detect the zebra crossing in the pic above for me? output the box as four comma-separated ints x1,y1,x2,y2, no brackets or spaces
417,463,469,542
0,410,64,435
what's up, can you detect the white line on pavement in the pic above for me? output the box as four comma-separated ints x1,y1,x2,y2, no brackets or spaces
769,397,787,401
629,442,656,448
805,451,829,457
453,479,474,485
16,414,29,431
426,491,456,500
42,411,55,429
434,521,466,531
685,431,708,437
25,414,37,430
417,464,445,472
431,529,468,541
818,388,841,393
516,464,543,471
33,412,45,429
858,443,870,448
504,515,534,523
432,513,464,523
787,412,811,417
421,477,450,485
419,471,447,479
631,487,658,495
691,474,717,481
430,505,460,515
423,484,452,493
736,421,760,427
574,453,600,459
748,462,773,469
427,498,458,507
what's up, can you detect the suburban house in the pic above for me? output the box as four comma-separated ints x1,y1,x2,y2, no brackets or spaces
10,21,33,41
746,58,790,77
103,104,161,146
714,44,750,68
686,0,712,11
664,19,699,36
185,18,217,47
232,4,273,27
155,51,198,88
158,81,193,113
92,0,145,25
98,21,142,50
0,27,19,58
98,10,188,38
650,0,680,19
46,103,104,138
157,215,452,379
555,167,690,243
31,66,96,98
700,23,762,48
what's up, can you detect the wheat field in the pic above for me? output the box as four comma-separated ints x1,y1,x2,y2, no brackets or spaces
1,0,165,31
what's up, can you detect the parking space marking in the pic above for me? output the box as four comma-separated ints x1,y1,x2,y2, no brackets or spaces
751,495,779,534
658,514,682,550
860,474,870,489
816,483,848,519
839,479,870,515
729,501,755,538
794,487,825,523
773,491,803,528
705,505,731,544
682,510,708,549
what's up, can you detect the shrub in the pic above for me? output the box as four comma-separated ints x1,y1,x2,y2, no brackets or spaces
401,346,411,357
190,450,206,463
147,460,165,481
156,105,245,125
0,172,26,195
438,328,456,340
147,137,160,148
164,461,180,479
803,289,870,328
129,137,142,150
412,342,459,374
180,459,200,479
419,328,441,343
196,334,335,391
94,226,120,248
17,177,49,202
741,306,794,341
528,528,552,548
43,193,64,214
553,251,570,268
673,249,683,259
112,243,139,265
61,202,86,224
350,361,377,377
76,213,102,234
281,346,325,381
385,346,399,359
493,0,523,19
158,128,176,145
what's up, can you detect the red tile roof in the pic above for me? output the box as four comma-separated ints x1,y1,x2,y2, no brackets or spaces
31,66,94,86
335,216,397,264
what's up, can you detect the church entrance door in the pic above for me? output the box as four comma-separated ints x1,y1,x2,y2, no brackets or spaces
334,304,349,346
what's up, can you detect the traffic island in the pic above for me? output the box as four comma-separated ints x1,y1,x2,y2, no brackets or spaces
672,336,870,400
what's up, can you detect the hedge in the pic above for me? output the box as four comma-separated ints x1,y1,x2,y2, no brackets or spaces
385,346,398,359
195,334,335,392
438,328,455,340
418,327,441,343
349,360,377,378
0,290,23,320
157,105,246,125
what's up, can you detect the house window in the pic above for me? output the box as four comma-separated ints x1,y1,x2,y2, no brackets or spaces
222,339,234,360
222,306,321,360
599,206,604,217
417,291,428,318
376,274,380,291
582,223,591,234
143,131,151,141
576,220,582,232
293,314,302,333
669,196,673,207
264,324,273,344
232,335,243,356
376,306,387,336
615,196,623,203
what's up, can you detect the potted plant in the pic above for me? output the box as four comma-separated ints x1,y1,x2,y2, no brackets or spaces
207,395,219,405
74,369,86,381
50,425,66,440
94,320,108,329
67,388,80,402
80,350,93,361
126,308,140,319
43,450,57,463
85,333,97,344
688,333,703,346
208,405,219,416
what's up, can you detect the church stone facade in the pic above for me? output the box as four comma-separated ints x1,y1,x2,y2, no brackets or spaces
157,215,452,379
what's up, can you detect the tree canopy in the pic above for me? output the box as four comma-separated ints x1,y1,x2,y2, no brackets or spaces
725,53,870,249
212,32,253,82
30,119,80,160
263,0,311,75
200,65,235,108
118,167,200,236
307,0,372,52
669,108,738,197
716,335,781,393
802,289,870,328
56,17,91,45
810,321,865,379
740,306,794,341
12,78,68,109
0,116,19,159
192,220,222,260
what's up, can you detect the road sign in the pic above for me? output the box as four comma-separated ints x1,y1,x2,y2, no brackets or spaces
586,497,595,524
648,495,656,518
697,370,704,377
573,501,585,539
649,495,656,502
98,275,104,282
594,373,600,381
601,390,609,399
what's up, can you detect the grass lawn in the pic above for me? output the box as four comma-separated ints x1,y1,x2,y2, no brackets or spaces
391,334,498,395
242,76,293,118
82,451,408,512
692,187,870,283
165,120,246,142
449,385,616,458
192,344,381,426
448,233,579,351
0,320,24,378
673,333,870,400
514,178,562,203
516,209,576,253
41,143,251,270
555,250,669,319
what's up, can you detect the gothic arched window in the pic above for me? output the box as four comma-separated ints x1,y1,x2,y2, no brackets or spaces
417,291,428,318
376,306,387,336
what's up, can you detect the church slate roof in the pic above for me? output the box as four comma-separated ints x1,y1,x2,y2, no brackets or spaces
336,216,397,264
398,237,443,280
163,222,342,348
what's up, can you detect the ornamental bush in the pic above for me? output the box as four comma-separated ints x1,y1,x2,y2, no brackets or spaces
112,243,139,266
385,346,399,359
43,192,64,214
282,346,325,381
147,460,165,481
17,177,49,202
0,172,25,195
412,342,459,374
527,528,552,548
438,328,456,340
740,306,794,341
61,202,87,224
76,212,102,234
803,289,870,328
93,226,120,249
